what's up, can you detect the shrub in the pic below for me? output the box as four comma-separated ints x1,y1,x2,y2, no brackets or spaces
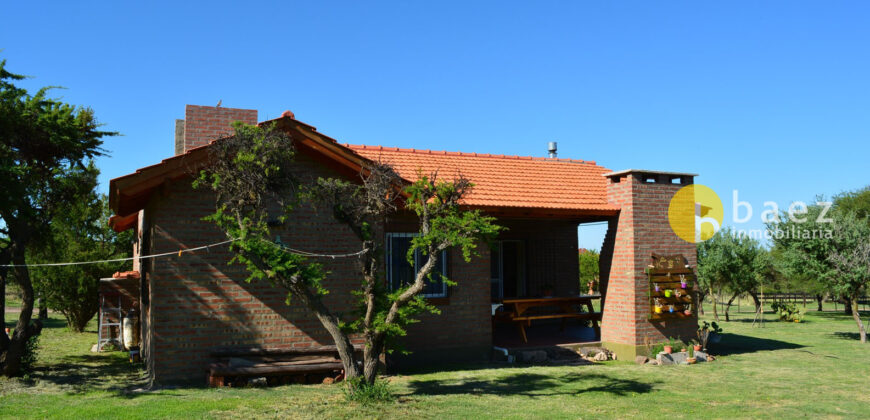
771,302,803,322
20,335,40,374
343,377,395,405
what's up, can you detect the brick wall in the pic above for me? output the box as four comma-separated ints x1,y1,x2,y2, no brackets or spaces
142,152,494,383
178,105,258,154
498,219,581,297
600,171,698,358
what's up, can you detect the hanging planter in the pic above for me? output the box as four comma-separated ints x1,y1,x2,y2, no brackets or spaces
664,290,673,298
680,274,688,289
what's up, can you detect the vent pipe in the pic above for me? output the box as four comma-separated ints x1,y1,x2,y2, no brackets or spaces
548,141,557,158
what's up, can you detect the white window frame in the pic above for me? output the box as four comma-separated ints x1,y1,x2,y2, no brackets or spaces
386,232,448,298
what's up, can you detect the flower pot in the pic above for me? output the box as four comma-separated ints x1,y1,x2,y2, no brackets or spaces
681,282,687,289
663,346,672,354
654,285,660,292
686,357,697,365
664,290,672,298
693,344,701,352
684,310,692,316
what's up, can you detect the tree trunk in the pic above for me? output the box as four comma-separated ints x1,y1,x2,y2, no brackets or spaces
0,268,6,334
38,297,48,320
1,246,42,377
697,291,706,315
724,292,739,322
748,291,762,315
815,294,824,312
851,292,867,344
298,286,361,380
363,334,384,385
710,287,720,322
842,296,853,315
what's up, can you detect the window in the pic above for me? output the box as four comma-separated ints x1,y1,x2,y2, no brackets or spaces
386,233,448,298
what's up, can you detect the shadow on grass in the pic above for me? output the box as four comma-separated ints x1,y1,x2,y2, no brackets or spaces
711,333,804,356
406,372,655,398
830,332,865,341
27,353,150,396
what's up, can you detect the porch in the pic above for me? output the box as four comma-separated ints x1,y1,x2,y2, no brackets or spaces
488,218,604,348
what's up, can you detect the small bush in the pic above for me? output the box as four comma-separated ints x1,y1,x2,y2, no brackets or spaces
20,335,40,374
647,342,665,358
343,377,394,405
771,302,803,322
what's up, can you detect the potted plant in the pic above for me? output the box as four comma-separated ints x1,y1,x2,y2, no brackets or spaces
679,274,688,289
687,345,696,364
692,340,701,352
654,298,663,314
663,344,673,354
654,284,661,292
664,289,673,298
683,305,692,316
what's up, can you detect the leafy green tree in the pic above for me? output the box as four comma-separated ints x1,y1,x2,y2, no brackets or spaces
195,123,502,389
834,186,870,222
0,59,114,376
697,228,769,321
827,212,870,343
767,201,847,313
578,249,599,293
30,191,132,332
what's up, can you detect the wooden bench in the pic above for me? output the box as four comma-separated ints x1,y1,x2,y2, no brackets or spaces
502,296,602,343
207,346,361,387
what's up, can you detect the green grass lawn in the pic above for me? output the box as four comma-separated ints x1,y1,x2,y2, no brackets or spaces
4,285,23,310
2,307,869,419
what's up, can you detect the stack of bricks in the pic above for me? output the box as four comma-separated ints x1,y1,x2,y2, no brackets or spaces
599,170,698,360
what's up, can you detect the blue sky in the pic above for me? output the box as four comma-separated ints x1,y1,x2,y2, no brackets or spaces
2,1,868,250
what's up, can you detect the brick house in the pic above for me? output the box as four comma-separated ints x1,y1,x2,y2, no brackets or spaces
109,105,698,383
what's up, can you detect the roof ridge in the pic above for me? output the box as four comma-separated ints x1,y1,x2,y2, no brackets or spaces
344,144,596,165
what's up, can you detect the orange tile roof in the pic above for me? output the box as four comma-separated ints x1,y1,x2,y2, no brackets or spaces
346,145,618,213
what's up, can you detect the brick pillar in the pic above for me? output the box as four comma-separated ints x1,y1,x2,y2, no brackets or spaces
176,105,258,154
600,170,698,360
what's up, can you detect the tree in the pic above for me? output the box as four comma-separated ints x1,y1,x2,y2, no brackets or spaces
578,249,599,294
0,59,114,376
768,200,848,313
834,186,870,222
30,191,132,332
827,212,870,343
697,228,768,321
195,123,502,390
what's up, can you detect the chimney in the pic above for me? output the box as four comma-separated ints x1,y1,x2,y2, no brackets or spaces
174,104,258,155
548,141,558,158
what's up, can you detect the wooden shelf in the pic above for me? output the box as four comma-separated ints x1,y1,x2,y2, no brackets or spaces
648,254,697,321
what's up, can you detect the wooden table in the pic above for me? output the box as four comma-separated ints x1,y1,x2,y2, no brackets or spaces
501,296,602,343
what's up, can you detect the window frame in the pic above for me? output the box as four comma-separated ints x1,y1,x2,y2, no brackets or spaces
386,232,449,298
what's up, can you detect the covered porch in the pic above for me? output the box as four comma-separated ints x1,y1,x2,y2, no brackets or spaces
487,218,606,349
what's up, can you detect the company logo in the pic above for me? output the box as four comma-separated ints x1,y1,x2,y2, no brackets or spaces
668,184,723,243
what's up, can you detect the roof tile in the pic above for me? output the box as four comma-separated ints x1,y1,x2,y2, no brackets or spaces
346,144,616,212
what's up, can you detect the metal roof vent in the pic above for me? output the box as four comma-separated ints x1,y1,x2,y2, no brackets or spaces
548,142,557,158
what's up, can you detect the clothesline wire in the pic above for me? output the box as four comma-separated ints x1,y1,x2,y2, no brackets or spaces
0,237,367,268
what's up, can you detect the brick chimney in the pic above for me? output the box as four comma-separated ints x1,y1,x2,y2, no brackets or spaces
174,104,258,155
